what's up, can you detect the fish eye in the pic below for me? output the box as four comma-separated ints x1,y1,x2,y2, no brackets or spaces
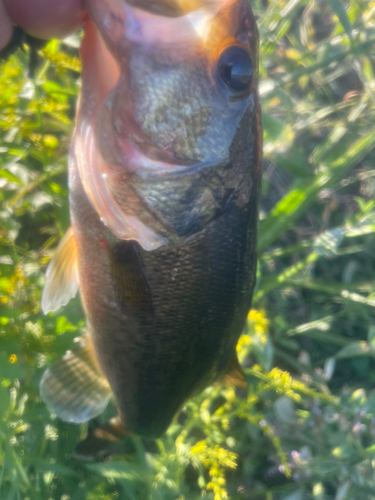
218,46,253,95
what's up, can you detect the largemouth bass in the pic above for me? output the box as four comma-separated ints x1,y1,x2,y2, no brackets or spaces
40,0,261,438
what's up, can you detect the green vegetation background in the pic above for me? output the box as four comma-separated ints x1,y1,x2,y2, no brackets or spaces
1,0,375,498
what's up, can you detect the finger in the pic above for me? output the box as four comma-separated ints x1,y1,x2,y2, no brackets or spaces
4,0,87,40
0,0,14,51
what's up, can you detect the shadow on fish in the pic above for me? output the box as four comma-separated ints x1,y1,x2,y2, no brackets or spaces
40,0,262,439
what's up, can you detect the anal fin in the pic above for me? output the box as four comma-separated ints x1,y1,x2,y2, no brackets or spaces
42,227,79,314
40,337,112,424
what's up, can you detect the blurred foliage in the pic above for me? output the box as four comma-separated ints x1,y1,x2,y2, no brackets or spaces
1,0,375,498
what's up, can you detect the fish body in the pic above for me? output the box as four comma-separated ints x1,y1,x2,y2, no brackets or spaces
41,0,261,438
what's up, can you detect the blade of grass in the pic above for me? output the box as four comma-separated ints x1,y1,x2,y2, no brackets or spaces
259,128,375,252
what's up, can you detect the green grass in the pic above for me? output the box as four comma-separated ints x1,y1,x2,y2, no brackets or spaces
1,0,375,498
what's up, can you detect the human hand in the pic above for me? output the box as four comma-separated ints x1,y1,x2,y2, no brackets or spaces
0,0,87,51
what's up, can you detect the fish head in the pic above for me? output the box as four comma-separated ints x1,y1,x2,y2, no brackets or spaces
76,0,260,249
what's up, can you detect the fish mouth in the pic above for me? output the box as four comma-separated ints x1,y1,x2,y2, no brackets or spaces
75,113,233,249
76,0,258,251
106,132,221,181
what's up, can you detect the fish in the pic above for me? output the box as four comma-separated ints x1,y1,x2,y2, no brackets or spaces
40,0,262,438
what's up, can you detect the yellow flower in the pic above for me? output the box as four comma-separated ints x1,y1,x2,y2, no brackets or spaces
247,309,269,334
9,354,17,364
237,309,271,361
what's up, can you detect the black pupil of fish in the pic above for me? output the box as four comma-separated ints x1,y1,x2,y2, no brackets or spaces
219,47,253,93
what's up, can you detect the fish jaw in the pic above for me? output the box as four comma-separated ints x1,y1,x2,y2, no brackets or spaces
75,21,168,250
76,0,259,249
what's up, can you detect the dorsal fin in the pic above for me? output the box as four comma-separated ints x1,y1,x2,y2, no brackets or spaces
42,227,79,314
40,337,112,424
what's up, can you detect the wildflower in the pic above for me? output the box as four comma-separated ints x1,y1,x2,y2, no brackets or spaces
353,422,366,433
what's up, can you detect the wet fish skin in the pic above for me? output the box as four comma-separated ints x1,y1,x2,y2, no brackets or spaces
41,0,262,438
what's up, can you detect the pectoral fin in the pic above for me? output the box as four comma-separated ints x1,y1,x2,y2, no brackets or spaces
42,227,79,314
40,337,112,424
110,241,153,315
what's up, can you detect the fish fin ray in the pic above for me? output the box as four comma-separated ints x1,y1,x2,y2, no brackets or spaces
110,241,153,314
40,338,112,424
222,354,247,388
93,417,127,442
42,227,79,314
